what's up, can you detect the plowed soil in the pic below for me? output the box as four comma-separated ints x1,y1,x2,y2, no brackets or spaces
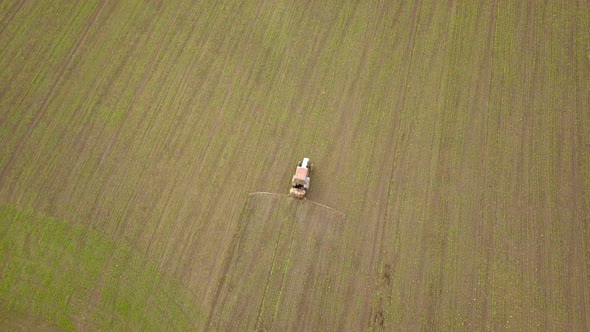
0,0,588,330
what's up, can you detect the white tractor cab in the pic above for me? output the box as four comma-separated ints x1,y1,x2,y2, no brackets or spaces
289,158,312,199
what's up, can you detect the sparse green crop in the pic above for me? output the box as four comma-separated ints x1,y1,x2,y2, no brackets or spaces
0,205,201,330
0,0,588,330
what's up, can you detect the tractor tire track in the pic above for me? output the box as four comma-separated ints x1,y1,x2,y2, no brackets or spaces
96,1,191,239
480,1,499,328
163,2,274,295
0,0,26,36
86,1,192,231
0,1,106,182
366,0,423,328
204,193,256,328
35,0,151,225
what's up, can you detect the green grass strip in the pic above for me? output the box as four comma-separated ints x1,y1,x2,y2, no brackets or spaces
0,205,202,330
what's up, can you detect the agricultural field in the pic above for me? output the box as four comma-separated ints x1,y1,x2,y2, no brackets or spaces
207,193,347,330
0,0,588,330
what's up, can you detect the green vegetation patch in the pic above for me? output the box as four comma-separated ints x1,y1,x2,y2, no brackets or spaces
0,205,201,330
